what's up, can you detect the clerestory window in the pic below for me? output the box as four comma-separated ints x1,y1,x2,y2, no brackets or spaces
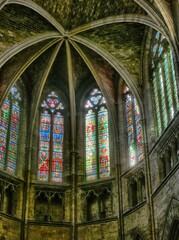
37,91,64,183
85,89,110,181
151,32,179,136
0,85,21,175
124,86,144,167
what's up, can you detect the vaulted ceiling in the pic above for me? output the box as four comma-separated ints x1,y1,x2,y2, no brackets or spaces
0,0,177,115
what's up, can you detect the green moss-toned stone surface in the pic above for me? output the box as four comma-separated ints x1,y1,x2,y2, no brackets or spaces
32,0,146,29
27,225,71,240
0,4,56,53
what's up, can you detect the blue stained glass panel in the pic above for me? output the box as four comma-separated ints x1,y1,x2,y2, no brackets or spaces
38,111,51,181
52,112,64,182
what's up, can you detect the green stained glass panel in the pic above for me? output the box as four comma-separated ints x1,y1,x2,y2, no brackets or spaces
152,73,162,136
98,107,110,179
158,65,167,129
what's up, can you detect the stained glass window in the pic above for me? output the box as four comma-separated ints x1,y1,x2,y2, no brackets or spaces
124,87,144,166
38,91,64,183
151,32,179,137
85,89,110,181
0,86,21,174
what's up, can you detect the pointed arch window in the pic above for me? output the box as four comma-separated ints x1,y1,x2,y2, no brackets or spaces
151,32,179,136
38,91,64,183
124,87,143,167
0,85,21,175
85,88,110,181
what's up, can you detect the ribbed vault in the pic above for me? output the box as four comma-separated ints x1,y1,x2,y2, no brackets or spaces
0,0,178,124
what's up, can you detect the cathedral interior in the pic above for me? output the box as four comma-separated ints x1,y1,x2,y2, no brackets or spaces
0,0,179,239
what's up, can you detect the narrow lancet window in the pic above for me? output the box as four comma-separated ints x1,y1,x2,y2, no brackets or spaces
124,87,143,166
0,86,21,175
85,89,110,181
38,91,64,183
151,32,179,136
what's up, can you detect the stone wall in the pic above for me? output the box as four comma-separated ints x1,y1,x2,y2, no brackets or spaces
77,220,118,240
123,204,151,240
27,224,71,240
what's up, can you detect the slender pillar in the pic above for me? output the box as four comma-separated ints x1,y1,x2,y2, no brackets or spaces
66,40,77,240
